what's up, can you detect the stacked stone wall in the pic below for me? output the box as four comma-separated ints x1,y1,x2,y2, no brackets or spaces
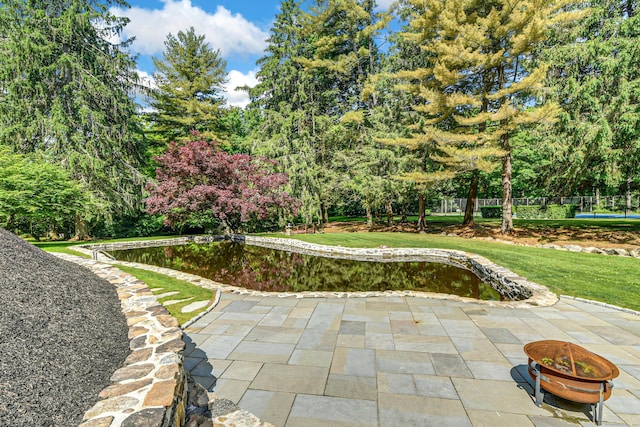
54,256,189,427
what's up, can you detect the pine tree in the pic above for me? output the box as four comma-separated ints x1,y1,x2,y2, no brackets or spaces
296,0,395,223
149,27,228,143
248,0,328,224
297,0,389,112
387,0,580,233
0,0,145,237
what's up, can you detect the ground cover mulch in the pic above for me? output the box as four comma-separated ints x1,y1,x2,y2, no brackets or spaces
0,229,129,426
322,219,640,249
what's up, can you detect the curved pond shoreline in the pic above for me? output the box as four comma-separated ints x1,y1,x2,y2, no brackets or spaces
80,235,558,308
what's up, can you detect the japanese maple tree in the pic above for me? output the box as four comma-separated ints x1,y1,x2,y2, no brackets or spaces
145,139,298,233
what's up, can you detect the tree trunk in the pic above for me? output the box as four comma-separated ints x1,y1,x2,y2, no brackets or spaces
385,199,393,226
221,220,232,236
626,176,632,211
501,149,514,234
74,215,89,240
400,204,408,223
463,171,479,226
417,193,427,232
319,201,329,225
365,202,373,227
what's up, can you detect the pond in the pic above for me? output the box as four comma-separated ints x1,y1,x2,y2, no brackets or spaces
108,242,503,300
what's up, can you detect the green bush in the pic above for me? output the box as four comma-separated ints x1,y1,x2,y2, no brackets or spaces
91,213,173,238
514,205,540,219
547,204,577,219
514,204,576,219
480,206,502,218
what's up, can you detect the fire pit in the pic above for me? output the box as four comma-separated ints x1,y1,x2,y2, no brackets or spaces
524,340,619,425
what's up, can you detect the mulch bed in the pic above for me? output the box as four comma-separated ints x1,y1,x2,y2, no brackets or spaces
0,229,129,426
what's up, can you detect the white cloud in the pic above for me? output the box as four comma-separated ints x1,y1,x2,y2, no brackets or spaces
224,70,258,108
133,68,257,109
111,0,268,57
375,0,395,11
136,69,156,90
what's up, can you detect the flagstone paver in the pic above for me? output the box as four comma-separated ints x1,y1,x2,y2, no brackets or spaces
184,294,640,426
181,300,209,312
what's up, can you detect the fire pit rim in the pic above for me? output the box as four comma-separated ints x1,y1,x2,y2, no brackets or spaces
524,339,619,382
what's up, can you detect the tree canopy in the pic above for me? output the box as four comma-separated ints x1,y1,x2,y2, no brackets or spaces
0,0,145,235
149,27,229,144
145,138,299,233
2,0,640,239
538,0,640,200
0,147,92,240
382,0,581,233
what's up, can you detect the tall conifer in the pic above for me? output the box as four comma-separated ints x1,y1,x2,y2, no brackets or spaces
149,27,228,143
249,0,327,224
0,0,145,237
388,0,579,233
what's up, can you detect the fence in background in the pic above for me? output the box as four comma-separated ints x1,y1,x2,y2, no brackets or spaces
430,195,640,215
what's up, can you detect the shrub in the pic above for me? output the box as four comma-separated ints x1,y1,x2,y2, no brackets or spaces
547,204,577,219
480,206,502,218
514,205,540,219
514,204,576,219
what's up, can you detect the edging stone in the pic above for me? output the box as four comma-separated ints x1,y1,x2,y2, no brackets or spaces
54,255,188,427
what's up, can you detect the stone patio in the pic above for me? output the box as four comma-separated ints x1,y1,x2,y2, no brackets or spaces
183,294,640,426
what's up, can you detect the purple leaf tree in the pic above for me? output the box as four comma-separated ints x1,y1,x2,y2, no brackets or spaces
146,139,299,233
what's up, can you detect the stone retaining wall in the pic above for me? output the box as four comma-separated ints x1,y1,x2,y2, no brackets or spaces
55,255,188,427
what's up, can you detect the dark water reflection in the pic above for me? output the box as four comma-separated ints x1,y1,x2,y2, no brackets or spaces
109,242,503,300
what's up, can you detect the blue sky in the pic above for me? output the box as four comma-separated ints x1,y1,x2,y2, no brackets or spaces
114,0,393,107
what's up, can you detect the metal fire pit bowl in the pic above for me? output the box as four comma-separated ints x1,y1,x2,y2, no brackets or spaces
524,340,619,425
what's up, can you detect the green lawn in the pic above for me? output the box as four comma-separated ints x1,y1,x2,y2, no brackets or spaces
331,214,640,234
283,232,640,312
115,265,214,326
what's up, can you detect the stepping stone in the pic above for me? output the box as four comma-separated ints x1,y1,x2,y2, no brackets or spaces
155,291,180,299
164,297,194,306
181,300,210,313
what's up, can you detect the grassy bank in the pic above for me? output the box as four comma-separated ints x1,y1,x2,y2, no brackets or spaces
115,265,214,326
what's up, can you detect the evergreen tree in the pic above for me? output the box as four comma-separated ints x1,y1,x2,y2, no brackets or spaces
297,0,388,113
149,27,228,143
249,0,327,224
296,0,395,223
387,0,579,233
0,0,145,237
538,0,640,202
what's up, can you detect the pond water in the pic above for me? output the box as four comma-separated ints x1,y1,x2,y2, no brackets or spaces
108,242,503,300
